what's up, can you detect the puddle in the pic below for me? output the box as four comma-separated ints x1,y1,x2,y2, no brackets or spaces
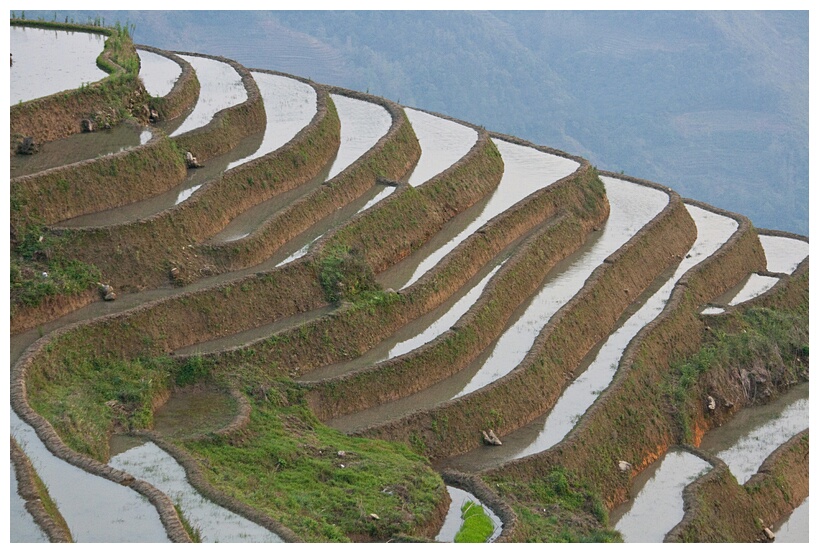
435,485,502,543
10,409,169,542
109,441,282,543
773,497,808,543
10,122,146,179
225,73,317,171
701,306,725,315
699,382,808,485
404,109,478,187
759,234,808,275
11,25,107,104
399,139,580,289
329,178,668,433
727,273,779,306
152,388,237,440
609,449,712,543
10,463,50,543
138,49,182,98
170,55,247,137
326,94,392,179
453,177,667,398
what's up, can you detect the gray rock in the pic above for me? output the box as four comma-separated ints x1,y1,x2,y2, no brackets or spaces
618,460,632,472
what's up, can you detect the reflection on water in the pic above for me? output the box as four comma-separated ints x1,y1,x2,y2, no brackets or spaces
435,486,502,543
610,450,711,543
508,204,737,460
10,410,169,543
226,73,317,171
728,273,779,306
327,94,391,179
11,25,107,104
773,497,808,543
10,463,49,543
138,49,182,98
759,234,808,275
404,109,477,187
109,442,282,543
454,177,667,398
10,123,145,179
699,383,808,485
401,140,579,289
171,55,247,137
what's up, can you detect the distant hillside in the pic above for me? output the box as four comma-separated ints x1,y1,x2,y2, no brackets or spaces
22,10,808,235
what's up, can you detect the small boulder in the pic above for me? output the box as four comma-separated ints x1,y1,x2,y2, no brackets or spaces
81,118,95,133
763,527,775,541
482,429,502,446
17,137,38,155
185,151,202,168
618,460,632,473
707,396,716,411
369,513,380,520
149,109,159,123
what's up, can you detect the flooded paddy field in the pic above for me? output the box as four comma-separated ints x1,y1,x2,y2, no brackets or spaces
9,25,808,543
11,25,107,104
137,48,182,98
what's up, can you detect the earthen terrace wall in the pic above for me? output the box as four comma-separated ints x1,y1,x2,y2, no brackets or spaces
667,431,809,542
485,195,768,509
358,177,697,461
10,20,145,145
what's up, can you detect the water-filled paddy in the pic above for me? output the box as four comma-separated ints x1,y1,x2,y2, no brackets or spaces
137,48,182,98
109,441,282,543
10,410,169,542
758,234,808,275
326,94,391,179
11,25,107,104
170,55,247,137
404,108,478,187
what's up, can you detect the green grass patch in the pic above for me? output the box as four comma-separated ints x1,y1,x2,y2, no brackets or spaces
454,500,494,543
485,467,619,542
181,379,445,542
11,224,101,312
668,306,808,441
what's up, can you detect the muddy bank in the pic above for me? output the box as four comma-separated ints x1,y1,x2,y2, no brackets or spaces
485,197,769,508
357,178,696,460
667,431,809,542
11,135,187,230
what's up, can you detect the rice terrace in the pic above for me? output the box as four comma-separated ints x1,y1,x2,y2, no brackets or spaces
8,13,808,543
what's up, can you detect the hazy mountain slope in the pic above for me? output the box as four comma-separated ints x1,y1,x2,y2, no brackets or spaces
20,10,808,234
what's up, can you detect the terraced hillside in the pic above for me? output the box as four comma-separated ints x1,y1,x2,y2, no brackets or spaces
9,20,809,543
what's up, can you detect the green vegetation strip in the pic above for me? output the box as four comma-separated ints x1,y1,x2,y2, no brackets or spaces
454,501,494,543
181,380,447,542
